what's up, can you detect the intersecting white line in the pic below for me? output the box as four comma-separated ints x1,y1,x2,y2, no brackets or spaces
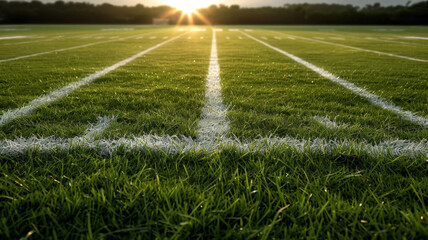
240,31,428,128
1,29,426,158
1,132,427,158
0,32,188,127
270,31,428,63
196,29,230,144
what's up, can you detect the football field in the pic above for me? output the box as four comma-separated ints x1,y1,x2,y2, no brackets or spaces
1,25,427,239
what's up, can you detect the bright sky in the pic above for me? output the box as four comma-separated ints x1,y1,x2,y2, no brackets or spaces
32,0,426,8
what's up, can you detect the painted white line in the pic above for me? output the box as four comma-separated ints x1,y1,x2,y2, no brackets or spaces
83,116,116,139
95,36,105,39
261,37,268,40
376,39,424,46
314,37,325,40
240,31,428,128
288,37,296,40
191,28,207,32
330,37,345,40
313,116,348,129
0,28,30,31
362,37,424,47
1,134,426,158
0,33,187,127
102,28,134,31
274,37,282,40
0,36,28,40
196,30,230,144
3,36,63,46
0,32,160,63
238,37,243,40
403,36,428,40
273,31,428,63
149,36,157,39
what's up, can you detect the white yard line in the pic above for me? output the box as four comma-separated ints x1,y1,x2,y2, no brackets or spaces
0,32,162,63
0,36,28,40
196,30,230,145
3,36,63,45
403,36,428,40
272,31,428,63
240,31,428,128
0,33,187,127
1,133,426,158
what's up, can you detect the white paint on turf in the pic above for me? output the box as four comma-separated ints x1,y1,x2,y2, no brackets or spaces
0,36,28,40
196,30,230,144
313,115,348,129
273,31,428,63
83,116,116,139
1,133,426,158
403,36,428,40
0,32,159,63
240,31,428,128
0,32,188,127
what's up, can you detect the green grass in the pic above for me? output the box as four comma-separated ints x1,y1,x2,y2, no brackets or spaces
0,25,427,239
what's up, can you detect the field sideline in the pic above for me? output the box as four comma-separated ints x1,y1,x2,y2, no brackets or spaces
0,25,427,239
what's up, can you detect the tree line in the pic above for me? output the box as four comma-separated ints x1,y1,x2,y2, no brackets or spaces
0,0,427,25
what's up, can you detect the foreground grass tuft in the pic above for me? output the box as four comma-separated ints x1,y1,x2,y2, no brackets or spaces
1,150,427,239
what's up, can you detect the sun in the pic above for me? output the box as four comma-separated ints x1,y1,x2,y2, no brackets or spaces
164,0,215,15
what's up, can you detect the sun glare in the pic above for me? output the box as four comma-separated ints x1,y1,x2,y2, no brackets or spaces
164,0,215,15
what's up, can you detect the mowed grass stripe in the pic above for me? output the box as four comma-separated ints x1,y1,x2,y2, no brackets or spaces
270,31,428,63
217,31,425,142
0,30,210,139
0,30,165,63
252,29,428,117
0,32,188,128
261,26,428,55
241,31,428,128
0,31,178,111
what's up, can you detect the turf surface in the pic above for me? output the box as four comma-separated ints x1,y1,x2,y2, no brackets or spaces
0,25,427,239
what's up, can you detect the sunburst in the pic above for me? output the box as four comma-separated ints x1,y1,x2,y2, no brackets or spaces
162,0,215,25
